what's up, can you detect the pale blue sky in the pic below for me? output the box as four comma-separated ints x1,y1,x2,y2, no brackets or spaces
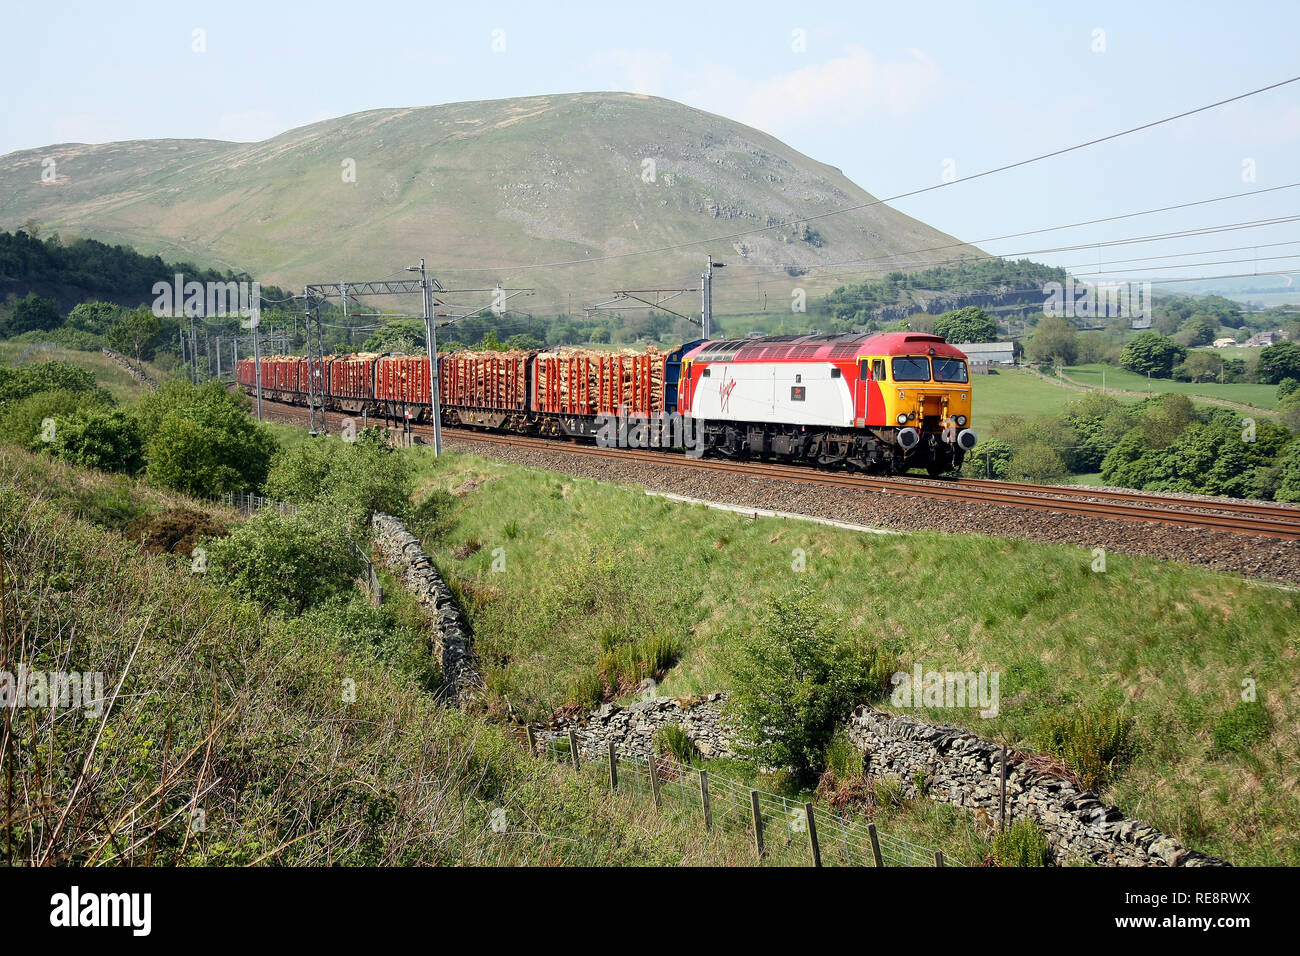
4,0,1298,282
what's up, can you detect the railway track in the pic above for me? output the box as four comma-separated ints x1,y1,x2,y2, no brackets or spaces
256,399,1300,542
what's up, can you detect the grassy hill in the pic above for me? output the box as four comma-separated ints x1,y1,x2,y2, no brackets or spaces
0,93,979,313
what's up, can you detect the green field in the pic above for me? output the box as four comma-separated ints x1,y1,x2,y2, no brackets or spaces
1063,362,1279,411
971,367,1084,421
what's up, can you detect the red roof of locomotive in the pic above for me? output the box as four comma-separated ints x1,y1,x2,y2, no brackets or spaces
682,331,968,363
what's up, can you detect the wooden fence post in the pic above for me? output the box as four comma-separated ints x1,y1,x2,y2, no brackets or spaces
934,850,945,867
804,803,821,867
524,725,536,756
698,770,712,829
750,790,764,859
607,741,618,791
568,729,580,770
648,756,663,808
868,823,884,867
999,744,1008,831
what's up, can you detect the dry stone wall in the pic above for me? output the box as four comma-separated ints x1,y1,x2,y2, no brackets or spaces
371,514,478,703
530,693,736,760
847,704,1228,867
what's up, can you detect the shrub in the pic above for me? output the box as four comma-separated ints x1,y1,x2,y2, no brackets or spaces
143,382,275,497
1211,700,1271,757
992,819,1053,866
266,427,411,530
729,583,896,783
654,723,699,764
1036,706,1137,791
1276,377,1299,400
0,388,110,449
205,506,362,613
49,406,145,474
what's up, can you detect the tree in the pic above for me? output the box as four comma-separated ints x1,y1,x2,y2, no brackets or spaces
728,585,893,783
65,301,124,334
1120,331,1186,378
1175,351,1222,383
4,293,61,335
1275,440,1300,502
1177,316,1216,347
1006,440,1068,481
933,306,997,344
107,308,162,362
1027,315,1078,365
143,382,275,496
1257,341,1300,384
361,321,424,355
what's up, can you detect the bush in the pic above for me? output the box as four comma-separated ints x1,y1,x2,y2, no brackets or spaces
1211,700,1271,757
6,388,116,452
729,583,895,783
962,437,1013,478
1036,706,1137,791
49,406,145,474
205,506,363,613
266,427,411,530
654,724,699,764
1277,378,1299,400
1006,440,1067,482
992,819,1052,866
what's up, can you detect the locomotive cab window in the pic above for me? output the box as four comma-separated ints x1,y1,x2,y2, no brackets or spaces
891,356,930,382
932,357,969,383
872,359,886,381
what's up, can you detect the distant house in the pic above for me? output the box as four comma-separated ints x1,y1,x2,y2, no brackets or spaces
1212,337,1238,348
958,341,1014,371
1244,329,1283,347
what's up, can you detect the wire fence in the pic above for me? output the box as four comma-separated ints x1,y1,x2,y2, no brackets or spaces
510,726,959,867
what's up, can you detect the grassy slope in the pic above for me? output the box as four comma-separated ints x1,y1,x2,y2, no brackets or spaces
0,446,762,866
411,447,1300,865
0,341,169,403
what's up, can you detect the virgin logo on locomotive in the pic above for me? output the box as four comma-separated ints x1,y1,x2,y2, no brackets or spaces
718,368,737,413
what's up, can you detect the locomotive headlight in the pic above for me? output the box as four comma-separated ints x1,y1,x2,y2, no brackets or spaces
956,415,967,426
897,413,908,425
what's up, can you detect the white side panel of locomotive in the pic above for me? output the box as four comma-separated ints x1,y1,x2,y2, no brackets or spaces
689,362,853,427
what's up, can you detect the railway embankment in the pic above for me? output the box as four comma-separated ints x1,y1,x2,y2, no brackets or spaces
848,705,1229,867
